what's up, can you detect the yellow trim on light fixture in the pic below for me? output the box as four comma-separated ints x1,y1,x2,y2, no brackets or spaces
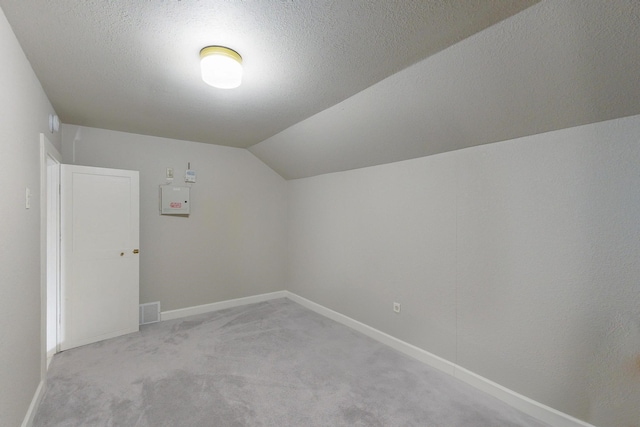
200,46,242,64
199,46,243,89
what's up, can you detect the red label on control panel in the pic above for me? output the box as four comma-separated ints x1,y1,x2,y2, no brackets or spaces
170,202,182,208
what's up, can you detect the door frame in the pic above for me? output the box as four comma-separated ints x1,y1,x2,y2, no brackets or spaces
40,134,61,379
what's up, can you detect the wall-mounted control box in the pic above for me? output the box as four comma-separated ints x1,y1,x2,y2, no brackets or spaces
160,185,190,215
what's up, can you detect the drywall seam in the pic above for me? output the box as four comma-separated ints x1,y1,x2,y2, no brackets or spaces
454,154,459,365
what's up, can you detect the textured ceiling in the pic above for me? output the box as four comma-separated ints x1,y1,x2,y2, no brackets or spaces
250,0,640,178
3,1,639,180
0,0,536,150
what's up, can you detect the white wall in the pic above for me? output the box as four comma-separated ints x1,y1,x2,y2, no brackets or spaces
61,125,287,311
250,1,640,180
288,115,640,427
3,2,637,426
0,6,61,427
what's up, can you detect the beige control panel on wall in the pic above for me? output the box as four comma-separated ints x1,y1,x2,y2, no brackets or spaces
160,185,190,215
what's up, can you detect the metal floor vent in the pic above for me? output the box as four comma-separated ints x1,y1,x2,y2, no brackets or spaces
139,302,161,325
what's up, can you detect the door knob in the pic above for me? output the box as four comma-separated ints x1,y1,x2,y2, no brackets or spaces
120,252,124,256
133,249,139,254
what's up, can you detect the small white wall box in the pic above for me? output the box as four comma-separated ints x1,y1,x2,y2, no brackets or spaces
160,185,190,214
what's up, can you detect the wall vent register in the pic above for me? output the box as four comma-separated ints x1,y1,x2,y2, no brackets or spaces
139,302,161,325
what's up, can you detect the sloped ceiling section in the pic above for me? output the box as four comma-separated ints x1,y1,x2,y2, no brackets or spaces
0,0,537,150
250,0,640,179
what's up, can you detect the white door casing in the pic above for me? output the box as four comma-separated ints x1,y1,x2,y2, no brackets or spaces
46,154,60,358
60,165,139,350
40,134,61,378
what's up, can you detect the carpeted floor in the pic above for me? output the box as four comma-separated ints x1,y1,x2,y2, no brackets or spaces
34,298,550,426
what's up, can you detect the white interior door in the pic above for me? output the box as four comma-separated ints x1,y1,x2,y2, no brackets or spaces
61,165,139,350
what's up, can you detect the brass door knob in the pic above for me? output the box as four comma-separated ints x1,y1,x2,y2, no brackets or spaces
120,252,124,256
133,249,139,254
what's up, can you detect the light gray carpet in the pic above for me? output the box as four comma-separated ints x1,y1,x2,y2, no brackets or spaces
34,299,550,426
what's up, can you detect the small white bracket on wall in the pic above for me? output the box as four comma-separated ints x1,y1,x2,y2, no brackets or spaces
48,114,59,133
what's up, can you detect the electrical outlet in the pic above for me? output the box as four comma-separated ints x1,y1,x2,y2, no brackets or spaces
166,168,174,180
393,302,401,313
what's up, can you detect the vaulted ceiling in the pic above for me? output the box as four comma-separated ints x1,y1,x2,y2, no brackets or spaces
2,1,639,179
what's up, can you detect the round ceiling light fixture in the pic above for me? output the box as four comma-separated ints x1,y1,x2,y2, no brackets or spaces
200,46,243,89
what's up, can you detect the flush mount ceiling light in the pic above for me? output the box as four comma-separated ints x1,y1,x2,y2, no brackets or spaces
200,46,243,89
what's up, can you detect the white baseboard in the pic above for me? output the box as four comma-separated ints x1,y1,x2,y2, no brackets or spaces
155,290,596,427
453,366,595,427
285,292,457,375
160,291,288,321
284,291,597,427
21,380,45,427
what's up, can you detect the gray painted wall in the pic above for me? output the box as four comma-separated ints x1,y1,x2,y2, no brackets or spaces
61,125,287,311
0,7,61,427
3,1,639,424
288,115,640,427
250,1,640,180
